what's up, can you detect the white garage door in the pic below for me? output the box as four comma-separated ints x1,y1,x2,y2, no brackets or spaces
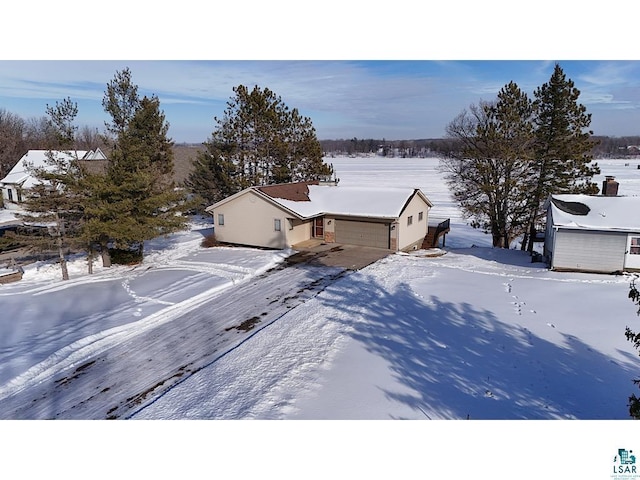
335,220,390,249
554,230,626,273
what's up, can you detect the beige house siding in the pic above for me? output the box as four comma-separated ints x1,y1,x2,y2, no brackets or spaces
213,190,293,249
286,218,313,246
207,185,434,252
397,193,430,251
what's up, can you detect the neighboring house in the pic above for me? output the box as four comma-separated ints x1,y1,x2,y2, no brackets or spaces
544,191,640,273
0,149,107,209
206,180,434,251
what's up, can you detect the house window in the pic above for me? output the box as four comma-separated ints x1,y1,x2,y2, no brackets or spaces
218,213,225,226
631,237,640,255
17,190,22,203
274,219,281,231
7,189,13,202
407,215,413,226
418,211,424,221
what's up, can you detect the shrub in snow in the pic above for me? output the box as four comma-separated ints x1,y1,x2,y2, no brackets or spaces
201,233,220,248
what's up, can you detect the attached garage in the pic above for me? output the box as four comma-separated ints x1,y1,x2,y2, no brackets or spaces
335,219,390,249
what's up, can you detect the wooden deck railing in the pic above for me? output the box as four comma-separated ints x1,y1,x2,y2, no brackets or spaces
423,217,451,249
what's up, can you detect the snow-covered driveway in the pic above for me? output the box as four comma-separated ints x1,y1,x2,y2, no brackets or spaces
0,256,346,419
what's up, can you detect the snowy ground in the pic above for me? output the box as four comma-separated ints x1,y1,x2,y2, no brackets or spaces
3,156,640,478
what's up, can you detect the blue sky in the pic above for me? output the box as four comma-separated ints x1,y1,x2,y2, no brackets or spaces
2,3,639,143
2,60,640,143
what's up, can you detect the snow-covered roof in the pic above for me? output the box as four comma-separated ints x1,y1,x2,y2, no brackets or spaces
547,194,640,232
229,182,432,220
82,148,107,160
0,150,89,188
274,184,428,219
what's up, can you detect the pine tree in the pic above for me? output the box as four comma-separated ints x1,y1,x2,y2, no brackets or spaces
77,168,121,268
79,69,190,266
14,98,84,280
102,67,140,141
441,82,534,248
187,84,332,205
626,280,640,418
282,107,327,183
88,68,141,266
523,63,600,252
484,82,536,248
185,148,238,208
103,91,189,260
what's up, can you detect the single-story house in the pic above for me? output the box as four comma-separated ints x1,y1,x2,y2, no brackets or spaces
205,181,434,251
0,148,108,209
544,193,640,273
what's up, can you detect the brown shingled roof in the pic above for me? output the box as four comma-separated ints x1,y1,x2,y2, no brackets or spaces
256,181,319,202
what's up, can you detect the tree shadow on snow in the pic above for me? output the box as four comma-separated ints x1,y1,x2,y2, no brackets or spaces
318,275,639,420
447,246,549,270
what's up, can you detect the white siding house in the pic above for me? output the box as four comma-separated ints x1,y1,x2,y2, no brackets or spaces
206,181,433,251
0,149,107,209
544,194,640,273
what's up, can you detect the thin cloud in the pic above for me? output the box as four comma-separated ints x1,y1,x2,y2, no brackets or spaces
1,60,639,142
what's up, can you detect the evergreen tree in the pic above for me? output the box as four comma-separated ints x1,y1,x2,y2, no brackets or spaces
283,108,327,183
441,82,534,248
187,84,332,205
76,168,121,268
522,63,600,252
626,280,640,418
185,148,237,208
14,98,84,280
102,67,140,141
74,69,190,267
100,84,190,261
89,68,141,266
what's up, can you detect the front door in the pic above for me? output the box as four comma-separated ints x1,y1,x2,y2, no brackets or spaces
314,217,324,238
625,234,640,271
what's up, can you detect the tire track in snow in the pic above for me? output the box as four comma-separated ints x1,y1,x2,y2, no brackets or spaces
0,263,347,419
0,277,237,406
0,256,283,409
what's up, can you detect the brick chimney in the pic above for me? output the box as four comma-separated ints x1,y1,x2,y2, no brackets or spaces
602,176,619,196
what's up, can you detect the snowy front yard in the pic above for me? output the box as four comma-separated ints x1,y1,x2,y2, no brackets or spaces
2,218,637,420
3,156,640,478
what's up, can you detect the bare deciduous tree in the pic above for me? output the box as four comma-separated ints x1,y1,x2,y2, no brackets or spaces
440,82,534,248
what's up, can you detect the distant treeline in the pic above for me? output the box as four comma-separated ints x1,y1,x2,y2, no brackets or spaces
319,136,640,158
319,138,456,158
